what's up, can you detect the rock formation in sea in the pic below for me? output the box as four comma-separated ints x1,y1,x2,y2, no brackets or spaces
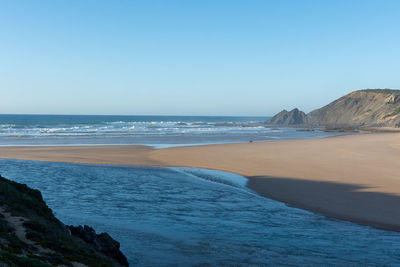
267,108,307,125
267,89,400,128
0,174,129,267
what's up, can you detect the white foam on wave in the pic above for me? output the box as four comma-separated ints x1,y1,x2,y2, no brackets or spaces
0,119,276,138
0,124,16,129
171,167,248,188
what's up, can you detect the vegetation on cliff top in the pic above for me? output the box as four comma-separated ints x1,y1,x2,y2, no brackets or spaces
358,89,400,95
0,174,127,266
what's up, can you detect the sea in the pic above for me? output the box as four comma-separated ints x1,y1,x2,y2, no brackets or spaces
0,114,341,147
0,115,399,266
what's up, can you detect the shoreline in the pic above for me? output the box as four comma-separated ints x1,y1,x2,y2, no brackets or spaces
1,133,400,231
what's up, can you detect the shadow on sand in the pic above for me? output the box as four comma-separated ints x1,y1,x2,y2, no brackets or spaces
247,176,400,232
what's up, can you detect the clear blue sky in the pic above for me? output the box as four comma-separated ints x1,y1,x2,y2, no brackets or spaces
1,0,399,116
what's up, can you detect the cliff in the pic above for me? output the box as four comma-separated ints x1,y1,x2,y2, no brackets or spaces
0,175,129,267
268,89,400,128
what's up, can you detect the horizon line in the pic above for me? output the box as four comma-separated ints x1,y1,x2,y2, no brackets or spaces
0,113,271,117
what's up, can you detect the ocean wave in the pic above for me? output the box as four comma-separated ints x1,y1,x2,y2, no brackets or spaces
0,124,287,138
0,116,340,147
0,121,269,133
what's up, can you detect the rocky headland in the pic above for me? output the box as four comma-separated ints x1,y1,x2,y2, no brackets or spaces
267,89,400,129
0,174,129,267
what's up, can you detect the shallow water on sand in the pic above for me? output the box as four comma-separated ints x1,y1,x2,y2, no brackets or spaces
1,159,399,266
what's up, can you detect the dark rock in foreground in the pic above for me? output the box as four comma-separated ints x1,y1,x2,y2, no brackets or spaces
67,225,129,267
0,174,129,266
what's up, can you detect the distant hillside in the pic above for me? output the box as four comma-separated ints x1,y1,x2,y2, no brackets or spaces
268,89,400,128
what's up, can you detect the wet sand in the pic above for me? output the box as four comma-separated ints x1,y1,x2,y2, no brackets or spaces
1,133,400,231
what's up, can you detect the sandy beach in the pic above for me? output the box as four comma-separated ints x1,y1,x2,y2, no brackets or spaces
1,133,400,231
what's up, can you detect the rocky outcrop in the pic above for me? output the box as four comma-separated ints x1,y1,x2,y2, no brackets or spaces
268,89,400,128
0,174,129,267
67,225,129,267
267,108,307,125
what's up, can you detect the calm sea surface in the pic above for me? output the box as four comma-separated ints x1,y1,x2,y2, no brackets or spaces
1,159,399,266
0,114,342,147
